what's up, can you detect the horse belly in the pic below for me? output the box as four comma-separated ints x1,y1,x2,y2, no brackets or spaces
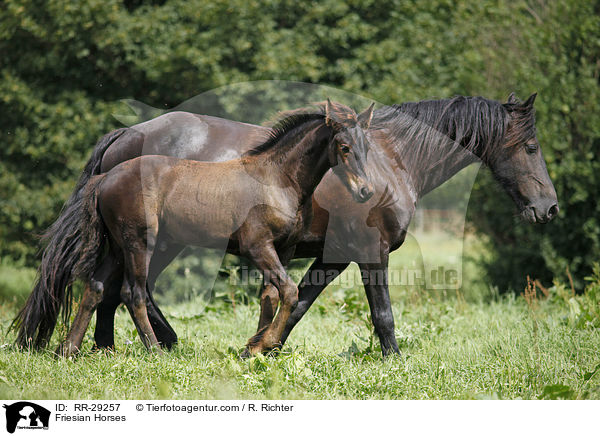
159,168,255,248
160,190,237,248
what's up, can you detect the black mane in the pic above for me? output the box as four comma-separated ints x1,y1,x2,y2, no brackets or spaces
244,112,326,156
374,95,536,162
370,95,537,194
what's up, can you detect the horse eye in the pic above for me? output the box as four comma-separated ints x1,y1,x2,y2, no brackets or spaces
340,144,351,154
526,143,538,154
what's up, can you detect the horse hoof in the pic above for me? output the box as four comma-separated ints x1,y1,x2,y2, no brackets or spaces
159,340,177,350
55,342,78,359
148,345,163,355
91,344,116,356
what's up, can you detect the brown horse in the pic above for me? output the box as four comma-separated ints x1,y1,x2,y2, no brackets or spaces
53,100,375,356
15,93,558,357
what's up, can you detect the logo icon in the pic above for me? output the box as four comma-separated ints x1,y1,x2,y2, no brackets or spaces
3,402,50,433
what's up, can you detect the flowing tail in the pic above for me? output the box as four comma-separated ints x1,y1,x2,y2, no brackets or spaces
12,129,126,349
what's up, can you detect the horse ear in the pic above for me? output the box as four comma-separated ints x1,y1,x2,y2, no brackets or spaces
507,92,518,104
325,98,342,128
523,93,537,108
358,102,375,129
325,98,334,126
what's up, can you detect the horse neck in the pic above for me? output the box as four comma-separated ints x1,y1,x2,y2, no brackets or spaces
262,121,333,202
415,148,480,198
378,105,498,199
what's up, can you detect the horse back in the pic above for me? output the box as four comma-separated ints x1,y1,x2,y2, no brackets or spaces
100,111,269,173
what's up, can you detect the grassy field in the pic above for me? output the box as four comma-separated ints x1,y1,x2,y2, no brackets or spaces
1,231,599,400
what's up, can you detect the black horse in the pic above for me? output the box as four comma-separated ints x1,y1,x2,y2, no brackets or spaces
15,93,558,356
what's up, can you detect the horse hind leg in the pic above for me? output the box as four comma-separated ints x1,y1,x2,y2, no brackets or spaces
55,282,101,358
119,230,161,352
56,253,120,358
145,242,184,349
121,279,160,352
93,264,123,350
93,242,181,350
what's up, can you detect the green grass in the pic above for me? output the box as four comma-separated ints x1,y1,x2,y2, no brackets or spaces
1,281,599,399
0,233,598,400
0,258,36,304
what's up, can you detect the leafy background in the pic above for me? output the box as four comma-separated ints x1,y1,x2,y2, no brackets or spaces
1,0,599,293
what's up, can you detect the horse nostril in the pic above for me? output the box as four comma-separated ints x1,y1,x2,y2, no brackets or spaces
547,203,559,220
360,186,373,200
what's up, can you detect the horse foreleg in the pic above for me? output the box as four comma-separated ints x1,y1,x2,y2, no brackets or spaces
279,258,350,347
244,244,297,356
358,250,400,357
255,246,295,333
256,284,279,333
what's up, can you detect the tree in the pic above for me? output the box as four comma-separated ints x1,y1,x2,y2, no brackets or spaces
1,0,598,293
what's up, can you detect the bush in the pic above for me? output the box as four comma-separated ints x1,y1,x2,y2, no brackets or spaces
1,0,597,294
466,1,600,292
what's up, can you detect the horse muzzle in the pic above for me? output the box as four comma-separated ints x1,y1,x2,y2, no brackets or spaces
522,201,559,223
